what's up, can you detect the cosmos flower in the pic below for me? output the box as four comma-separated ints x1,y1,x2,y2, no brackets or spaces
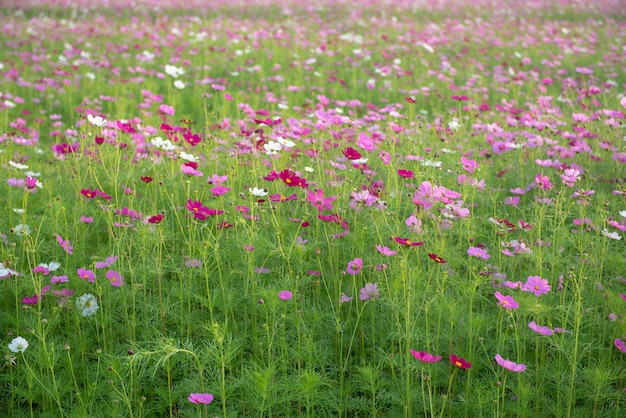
188,393,213,404
359,283,380,301
449,354,471,369
495,354,526,372
521,276,551,297
494,291,519,309
76,293,99,317
8,336,28,353
346,258,363,274
410,350,442,363
278,290,293,301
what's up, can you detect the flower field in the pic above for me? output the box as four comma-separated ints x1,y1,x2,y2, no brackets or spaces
1,0,625,416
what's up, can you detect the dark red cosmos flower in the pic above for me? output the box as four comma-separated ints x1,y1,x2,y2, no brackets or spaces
183,161,198,170
450,354,472,369
278,169,308,188
428,253,447,264
95,136,104,145
392,237,424,247
405,97,416,103
148,215,164,224
342,147,362,161
140,176,153,183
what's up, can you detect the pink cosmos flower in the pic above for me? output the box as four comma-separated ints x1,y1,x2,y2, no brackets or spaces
339,293,353,303
346,258,363,274
210,185,231,196
95,256,118,269
379,150,391,164
615,338,626,353
376,245,397,256
181,164,203,177
158,104,175,115
359,283,379,301
467,246,490,259
528,321,553,336
534,174,553,191
522,276,551,297
188,393,214,404
208,174,228,185
307,189,337,212
278,290,293,301
410,349,442,363
31,266,49,277
50,275,69,284
77,268,95,283
560,168,581,187
494,291,519,309
106,270,124,287
460,156,478,173
495,354,526,372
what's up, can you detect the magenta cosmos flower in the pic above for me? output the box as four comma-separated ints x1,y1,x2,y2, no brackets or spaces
346,258,363,274
450,354,471,369
521,276,551,297
392,237,424,247
494,291,519,309
615,338,626,353
410,349,442,363
278,290,293,301
495,354,526,372
188,393,214,404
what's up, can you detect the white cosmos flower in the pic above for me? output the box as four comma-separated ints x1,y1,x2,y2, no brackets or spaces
173,80,185,89
263,141,282,155
40,262,60,272
76,294,99,317
0,263,17,279
8,336,28,353
249,187,268,197
164,64,185,78
13,224,31,236
8,161,28,170
422,159,443,168
151,136,175,151
87,114,107,127
178,152,199,162
276,136,295,148
602,229,622,240
620,210,626,218
422,43,434,53
304,166,314,173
